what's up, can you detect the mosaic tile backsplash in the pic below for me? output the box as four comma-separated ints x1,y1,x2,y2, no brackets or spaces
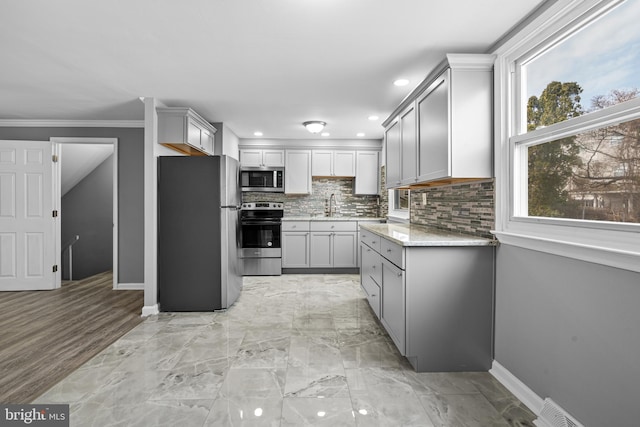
410,180,495,239
242,167,494,239
243,177,382,217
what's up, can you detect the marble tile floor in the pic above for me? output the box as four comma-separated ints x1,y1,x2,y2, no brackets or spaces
35,274,536,427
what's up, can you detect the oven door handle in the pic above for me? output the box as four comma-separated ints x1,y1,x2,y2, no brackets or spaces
241,220,282,225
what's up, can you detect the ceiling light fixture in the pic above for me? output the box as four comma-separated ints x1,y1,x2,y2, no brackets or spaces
303,120,326,134
253,131,263,136
393,78,409,87
321,132,330,137
356,132,365,137
368,115,379,121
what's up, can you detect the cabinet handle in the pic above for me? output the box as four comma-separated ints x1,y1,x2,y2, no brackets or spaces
372,240,377,244
371,294,377,297
386,249,392,252
366,248,371,252
372,265,376,269
397,272,403,277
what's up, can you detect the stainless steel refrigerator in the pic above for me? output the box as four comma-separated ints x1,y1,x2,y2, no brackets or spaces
158,155,242,311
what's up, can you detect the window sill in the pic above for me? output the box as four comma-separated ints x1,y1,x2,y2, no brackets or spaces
492,229,640,273
387,210,410,224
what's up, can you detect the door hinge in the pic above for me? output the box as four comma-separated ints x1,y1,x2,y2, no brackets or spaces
52,154,59,162
52,210,58,217
53,265,58,273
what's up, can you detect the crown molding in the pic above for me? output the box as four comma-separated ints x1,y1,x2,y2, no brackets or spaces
0,119,144,128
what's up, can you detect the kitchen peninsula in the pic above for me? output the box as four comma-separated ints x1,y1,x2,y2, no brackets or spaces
360,222,496,372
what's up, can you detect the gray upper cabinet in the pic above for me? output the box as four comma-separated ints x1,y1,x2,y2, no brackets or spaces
384,54,494,188
385,120,401,188
312,150,355,177
400,103,417,186
417,72,449,182
240,149,284,167
285,149,312,194
157,107,217,156
354,151,379,195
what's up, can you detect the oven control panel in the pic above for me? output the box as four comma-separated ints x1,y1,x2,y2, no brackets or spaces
241,202,283,210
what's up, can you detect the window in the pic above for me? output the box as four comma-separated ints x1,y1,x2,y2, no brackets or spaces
395,189,410,210
388,189,410,221
513,0,640,226
519,0,640,134
493,0,640,272
524,116,640,223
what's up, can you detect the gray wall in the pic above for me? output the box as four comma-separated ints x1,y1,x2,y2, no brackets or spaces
62,154,113,280
495,244,640,427
0,127,144,283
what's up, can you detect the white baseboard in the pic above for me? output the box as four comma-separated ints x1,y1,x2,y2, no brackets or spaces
141,304,159,317
491,361,585,427
490,361,544,415
114,282,144,290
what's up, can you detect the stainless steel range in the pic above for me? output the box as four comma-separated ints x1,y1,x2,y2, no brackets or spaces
240,202,284,276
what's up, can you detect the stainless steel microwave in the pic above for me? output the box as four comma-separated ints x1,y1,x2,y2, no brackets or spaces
240,167,284,192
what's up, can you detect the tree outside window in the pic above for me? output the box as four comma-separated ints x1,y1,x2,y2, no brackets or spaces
527,83,639,223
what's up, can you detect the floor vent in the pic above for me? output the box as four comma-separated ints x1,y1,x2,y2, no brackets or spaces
535,398,584,427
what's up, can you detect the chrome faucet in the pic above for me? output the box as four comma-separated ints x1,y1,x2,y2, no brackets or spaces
329,193,336,217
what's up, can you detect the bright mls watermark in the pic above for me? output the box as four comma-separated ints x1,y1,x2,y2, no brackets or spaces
1,405,69,426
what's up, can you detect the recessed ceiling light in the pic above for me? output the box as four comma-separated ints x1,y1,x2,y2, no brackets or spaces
368,115,379,121
393,79,409,87
321,132,330,137
253,131,263,136
356,132,365,137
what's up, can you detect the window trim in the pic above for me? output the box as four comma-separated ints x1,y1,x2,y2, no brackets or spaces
387,189,410,222
493,0,640,273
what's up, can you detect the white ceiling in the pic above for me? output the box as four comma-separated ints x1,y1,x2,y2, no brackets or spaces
0,0,544,140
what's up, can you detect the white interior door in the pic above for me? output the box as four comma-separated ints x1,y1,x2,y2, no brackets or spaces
0,140,56,290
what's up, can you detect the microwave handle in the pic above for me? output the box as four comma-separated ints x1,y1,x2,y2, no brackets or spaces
273,170,277,188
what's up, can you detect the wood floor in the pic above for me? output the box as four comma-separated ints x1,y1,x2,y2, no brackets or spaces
0,271,143,403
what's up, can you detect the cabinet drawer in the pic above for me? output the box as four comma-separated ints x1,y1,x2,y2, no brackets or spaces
282,221,310,232
311,221,357,232
361,274,381,319
381,238,404,268
361,244,382,285
360,229,381,252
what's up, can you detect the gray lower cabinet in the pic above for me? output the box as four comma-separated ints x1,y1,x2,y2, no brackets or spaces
283,220,358,269
332,232,357,267
360,234,494,372
282,221,310,268
310,232,332,267
381,258,405,353
309,226,357,268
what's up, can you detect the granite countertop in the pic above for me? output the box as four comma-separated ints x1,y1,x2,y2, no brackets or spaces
283,216,387,222
360,223,496,247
